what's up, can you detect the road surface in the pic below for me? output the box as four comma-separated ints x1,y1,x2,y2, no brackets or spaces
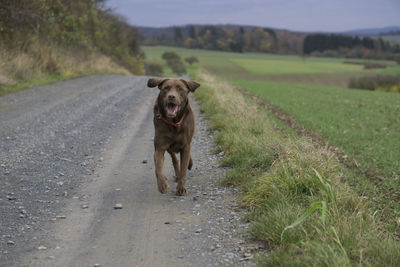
0,75,257,266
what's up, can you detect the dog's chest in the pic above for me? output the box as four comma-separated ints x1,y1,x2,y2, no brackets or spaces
167,131,189,152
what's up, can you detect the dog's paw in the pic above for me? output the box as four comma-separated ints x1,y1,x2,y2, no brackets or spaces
176,185,187,196
157,179,169,194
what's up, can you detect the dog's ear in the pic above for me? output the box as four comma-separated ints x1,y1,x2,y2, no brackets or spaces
147,78,168,89
180,79,200,92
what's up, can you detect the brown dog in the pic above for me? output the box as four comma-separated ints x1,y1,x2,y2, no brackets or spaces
147,78,200,196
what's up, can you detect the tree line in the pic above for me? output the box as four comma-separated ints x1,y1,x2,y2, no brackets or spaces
303,34,400,59
141,25,400,60
141,25,304,55
0,0,144,74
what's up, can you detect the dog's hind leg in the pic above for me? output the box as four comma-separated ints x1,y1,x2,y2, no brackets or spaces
168,149,180,182
188,155,193,170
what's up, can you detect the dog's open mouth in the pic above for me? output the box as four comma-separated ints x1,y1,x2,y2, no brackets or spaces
166,102,179,118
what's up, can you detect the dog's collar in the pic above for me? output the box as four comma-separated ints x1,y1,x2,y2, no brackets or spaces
156,107,184,127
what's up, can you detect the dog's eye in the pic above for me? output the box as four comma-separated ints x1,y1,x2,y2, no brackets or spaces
163,86,171,90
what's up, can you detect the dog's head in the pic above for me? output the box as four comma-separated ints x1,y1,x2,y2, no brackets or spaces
147,78,200,118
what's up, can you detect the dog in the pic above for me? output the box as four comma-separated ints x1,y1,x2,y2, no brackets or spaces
147,78,200,196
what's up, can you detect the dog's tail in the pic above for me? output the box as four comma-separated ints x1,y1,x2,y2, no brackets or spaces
188,156,193,170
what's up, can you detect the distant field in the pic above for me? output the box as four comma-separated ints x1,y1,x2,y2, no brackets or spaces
231,58,363,74
143,45,400,86
381,35,400,44
144,45,400,226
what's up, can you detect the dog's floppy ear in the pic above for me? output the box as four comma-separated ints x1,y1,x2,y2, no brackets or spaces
147,78,168,89
180,79,200,92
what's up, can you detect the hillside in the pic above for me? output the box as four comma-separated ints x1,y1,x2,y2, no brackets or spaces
0,0,144,95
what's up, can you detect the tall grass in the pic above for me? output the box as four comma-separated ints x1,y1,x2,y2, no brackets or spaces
0,41,131,96
194,71,400,266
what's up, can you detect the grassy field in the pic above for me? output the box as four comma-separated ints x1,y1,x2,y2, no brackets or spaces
236,80,400,227
231,58,363,74
381,35,400,44
194,71,399,266
144,45,400,264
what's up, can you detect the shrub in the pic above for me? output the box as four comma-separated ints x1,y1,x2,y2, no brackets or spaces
161,51,180,61
343,61,387,69
145,62,163,76
184,56,199,65
363,63,387,69
167,59,186,76
349,74,400,92
161,51,186,76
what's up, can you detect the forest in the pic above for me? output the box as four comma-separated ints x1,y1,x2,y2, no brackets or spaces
140,24,400,60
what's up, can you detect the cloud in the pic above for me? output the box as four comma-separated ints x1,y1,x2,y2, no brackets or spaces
105,0,400,31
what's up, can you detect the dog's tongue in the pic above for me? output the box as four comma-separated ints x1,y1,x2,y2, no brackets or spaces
166,104,178,117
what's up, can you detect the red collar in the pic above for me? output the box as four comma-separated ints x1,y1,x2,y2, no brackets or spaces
156,108,184,127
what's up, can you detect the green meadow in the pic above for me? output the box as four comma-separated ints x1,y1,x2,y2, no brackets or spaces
144,45,400,264
143,46,400,220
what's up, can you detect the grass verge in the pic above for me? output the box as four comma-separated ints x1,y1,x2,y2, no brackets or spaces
194,71,400,266
0,43,133,96
234,80,400,233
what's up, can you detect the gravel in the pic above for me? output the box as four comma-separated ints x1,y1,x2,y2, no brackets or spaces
0,75,264,266
0,75,154,265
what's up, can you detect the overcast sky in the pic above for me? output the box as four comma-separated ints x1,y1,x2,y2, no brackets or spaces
105,0,400,32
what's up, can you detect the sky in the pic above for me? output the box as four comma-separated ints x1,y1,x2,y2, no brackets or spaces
105,0,400,32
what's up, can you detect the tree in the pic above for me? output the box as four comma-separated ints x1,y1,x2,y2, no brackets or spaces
174,27,183,44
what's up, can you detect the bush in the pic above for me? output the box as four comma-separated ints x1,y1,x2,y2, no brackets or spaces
363,63,387,69
161,51,180,61
167,59,186,76
343,61,387,69
145,62,163,76
349,74,400,92
184,56,199,65
161,51,186,76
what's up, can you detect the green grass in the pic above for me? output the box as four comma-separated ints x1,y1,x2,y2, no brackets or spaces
378,65,400,75
144,46,400,229
231,58,363,74
381,35,400,44
0,73,67,96
143,45,400,85
0,69,126,97
236,80,400,227
194,71,400,266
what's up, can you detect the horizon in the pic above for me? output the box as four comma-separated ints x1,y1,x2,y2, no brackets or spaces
105,0,400,33
131,23,400,34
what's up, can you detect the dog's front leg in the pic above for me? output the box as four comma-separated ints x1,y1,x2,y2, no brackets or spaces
176,145,191,196
154,149,169,193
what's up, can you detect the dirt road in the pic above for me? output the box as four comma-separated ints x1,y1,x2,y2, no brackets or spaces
0,75,256,266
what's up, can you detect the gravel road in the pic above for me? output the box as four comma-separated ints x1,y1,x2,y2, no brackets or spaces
0,75,259,266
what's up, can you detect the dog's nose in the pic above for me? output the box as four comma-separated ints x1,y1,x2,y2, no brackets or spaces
168,95,175,100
